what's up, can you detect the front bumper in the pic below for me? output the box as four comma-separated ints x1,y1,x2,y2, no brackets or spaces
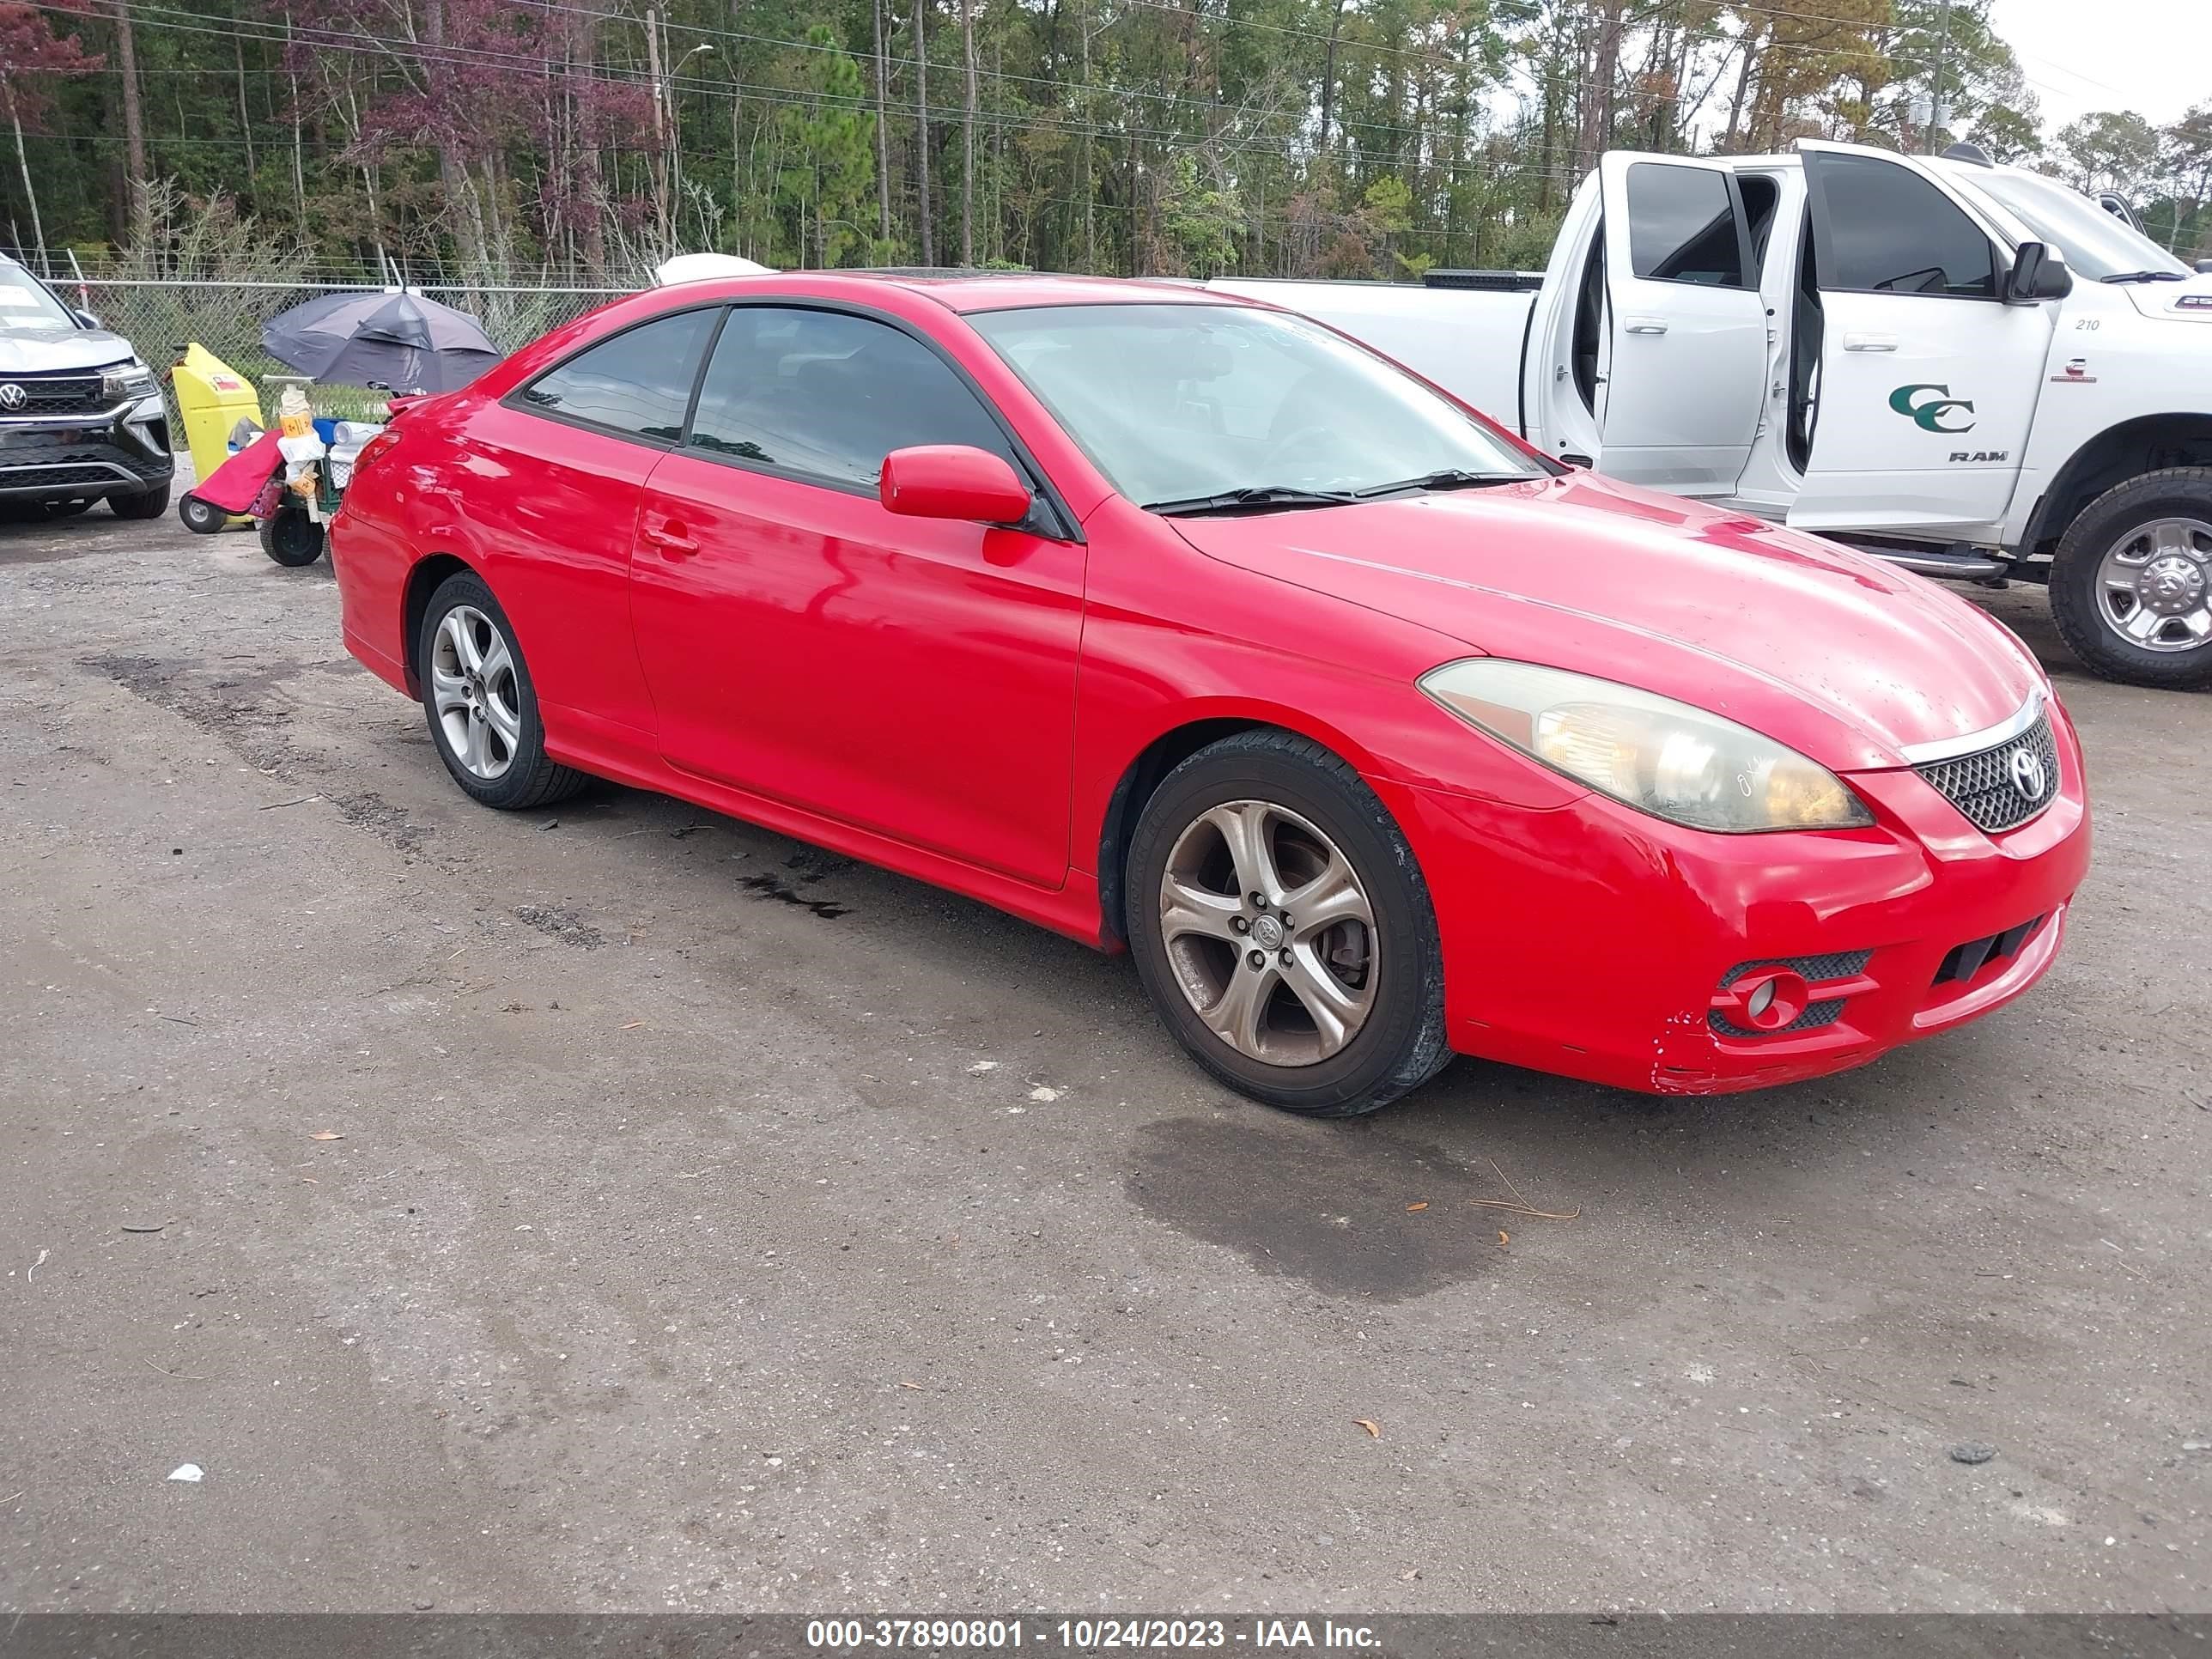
1387,699,2091,1095
0,399,173,501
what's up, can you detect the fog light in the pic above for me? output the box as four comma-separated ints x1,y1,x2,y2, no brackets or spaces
1714,967,1811,1034
1747,978,1777,1019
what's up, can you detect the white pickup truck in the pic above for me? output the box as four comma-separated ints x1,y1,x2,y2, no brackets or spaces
1209,140,2212,690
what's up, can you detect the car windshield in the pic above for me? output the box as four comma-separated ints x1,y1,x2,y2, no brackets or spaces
0,264,79,330
966,301,1542,510
1965,169,2189,282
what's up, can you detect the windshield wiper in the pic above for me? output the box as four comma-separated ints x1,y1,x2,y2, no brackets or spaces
1353,468,1526,499
2101,270,2188,283
1143,485,1360,517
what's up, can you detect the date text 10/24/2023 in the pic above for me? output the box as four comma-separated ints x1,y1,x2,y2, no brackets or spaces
805,1619,1384,1650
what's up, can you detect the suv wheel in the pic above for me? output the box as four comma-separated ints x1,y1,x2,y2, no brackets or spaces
2049,469,2212,690
1124,730,1451,1116
108,480,171,520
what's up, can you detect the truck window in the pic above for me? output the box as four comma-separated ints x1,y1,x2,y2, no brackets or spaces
1808,152,1996,299
1738,175,1780,268
1626,163,1747,288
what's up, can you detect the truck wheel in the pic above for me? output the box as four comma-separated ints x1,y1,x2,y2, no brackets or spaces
2048,468,2212,690
178,494,226,535
258,501,325,567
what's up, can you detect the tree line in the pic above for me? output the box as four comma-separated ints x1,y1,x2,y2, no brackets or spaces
2,0,2207,285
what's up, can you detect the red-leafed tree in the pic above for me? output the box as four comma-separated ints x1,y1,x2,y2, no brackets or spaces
0,0,102,259
280,0,653,276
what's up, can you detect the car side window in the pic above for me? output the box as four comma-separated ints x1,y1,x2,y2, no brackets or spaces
1626,163,1747,288
687,307,1020,489
514,308,717,442
1809,152,1997,299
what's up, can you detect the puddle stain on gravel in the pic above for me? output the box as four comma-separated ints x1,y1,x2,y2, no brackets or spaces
1126,1117,1514,1302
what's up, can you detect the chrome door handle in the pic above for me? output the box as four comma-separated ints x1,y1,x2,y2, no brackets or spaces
1844,334,1898,352
1624,317,1668,335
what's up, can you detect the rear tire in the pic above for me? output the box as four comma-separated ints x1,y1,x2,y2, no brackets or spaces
258,500,325,566
2048,469,2212,690
108,480,171,520
416,570,587,811
1124,729,1451,1116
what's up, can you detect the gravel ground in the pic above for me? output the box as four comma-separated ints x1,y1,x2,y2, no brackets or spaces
0,498,2206,1616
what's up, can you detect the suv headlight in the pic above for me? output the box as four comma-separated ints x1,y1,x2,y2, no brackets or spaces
101,359,159,403
1419,659,1874,833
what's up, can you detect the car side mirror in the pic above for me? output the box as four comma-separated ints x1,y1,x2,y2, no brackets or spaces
73,308,100,329
879,444,1033,525
2006,241,2072,303
2197,258,2212,275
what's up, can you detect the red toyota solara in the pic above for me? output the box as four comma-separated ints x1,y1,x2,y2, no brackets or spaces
331,272,2089,1115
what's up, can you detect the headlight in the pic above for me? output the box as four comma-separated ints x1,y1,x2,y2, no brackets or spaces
1419,659,1874,833
101,360,159,403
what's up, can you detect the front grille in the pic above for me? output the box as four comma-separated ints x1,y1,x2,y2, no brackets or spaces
0,461,132,491
1710,949,1872,1038
0,374,109,417
1914,712,2059,833
1934,914,2045,987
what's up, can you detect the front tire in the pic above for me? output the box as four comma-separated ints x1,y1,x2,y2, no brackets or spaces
2048,469,2212,690
178,494,226,535
109,480,171,520
416,570,586,811
1124,729,1450,1116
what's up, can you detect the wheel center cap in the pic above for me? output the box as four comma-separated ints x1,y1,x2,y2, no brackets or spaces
1252,915,1285,950
2141,556,2205,614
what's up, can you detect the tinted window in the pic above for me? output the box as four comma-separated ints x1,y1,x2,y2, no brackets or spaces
1813,153,1996,298
1626,163,1745,287
688,307,1018,488
516,309,714,441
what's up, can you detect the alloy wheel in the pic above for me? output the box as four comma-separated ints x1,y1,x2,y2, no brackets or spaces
1157,799,1378,1066
2096,516,2212,653
429,605,522,781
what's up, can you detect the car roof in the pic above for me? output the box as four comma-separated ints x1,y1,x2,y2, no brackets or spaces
667,268,1240,316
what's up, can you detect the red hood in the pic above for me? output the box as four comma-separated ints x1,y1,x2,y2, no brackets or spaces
1170,472,2045,773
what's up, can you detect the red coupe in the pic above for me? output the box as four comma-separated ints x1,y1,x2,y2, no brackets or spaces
331,273,2089,1115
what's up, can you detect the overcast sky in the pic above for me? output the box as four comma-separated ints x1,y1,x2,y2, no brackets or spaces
1988,0,2209,131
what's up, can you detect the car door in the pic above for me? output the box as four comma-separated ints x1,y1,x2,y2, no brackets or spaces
458,306,719,737
1588,153,1770,496
629,302,1086,889
1787,143,2054,535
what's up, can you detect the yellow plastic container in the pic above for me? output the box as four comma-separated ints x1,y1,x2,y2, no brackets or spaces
171,343,264,488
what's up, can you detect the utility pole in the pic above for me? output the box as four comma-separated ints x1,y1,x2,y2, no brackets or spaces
1925,0,1952,154
644,6,669,245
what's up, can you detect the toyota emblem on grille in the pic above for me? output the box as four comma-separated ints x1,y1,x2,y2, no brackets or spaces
0,384,26,410
2008,746,2048,802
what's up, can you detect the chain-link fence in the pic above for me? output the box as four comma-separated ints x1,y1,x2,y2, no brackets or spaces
40,277,631,426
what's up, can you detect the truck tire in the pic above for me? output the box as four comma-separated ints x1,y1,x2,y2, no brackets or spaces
2048,468,2212,690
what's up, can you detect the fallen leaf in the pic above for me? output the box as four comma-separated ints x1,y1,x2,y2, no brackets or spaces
309,1131,343,1141
897,1380,924,1390
1498,1230,1510,1247
119,1223,167,1234
1353,1418,1382,1438
1405,1201,1429,1212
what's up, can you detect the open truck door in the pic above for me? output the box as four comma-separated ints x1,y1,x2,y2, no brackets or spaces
1786,143,2057,536
1538,154,1770,497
